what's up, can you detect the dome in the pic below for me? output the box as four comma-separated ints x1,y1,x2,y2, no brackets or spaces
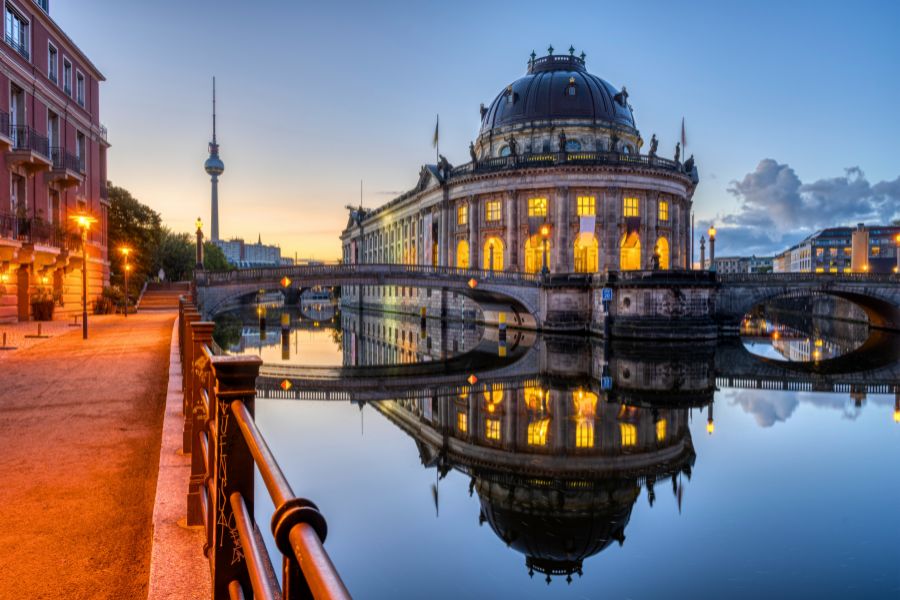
205,155,225,176
479,53,636,138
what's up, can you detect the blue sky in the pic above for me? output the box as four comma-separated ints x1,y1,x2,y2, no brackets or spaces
55,0,900,259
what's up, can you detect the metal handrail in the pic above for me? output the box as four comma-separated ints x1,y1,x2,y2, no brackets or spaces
449,150,687,179
50,146,83,172
179,299,351,599
4,34,29,60
10,125,50,157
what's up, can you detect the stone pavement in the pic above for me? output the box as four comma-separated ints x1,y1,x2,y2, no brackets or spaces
0,313,179,599
0,319,75,357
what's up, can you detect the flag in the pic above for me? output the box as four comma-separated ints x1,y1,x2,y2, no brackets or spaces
680,117,687,150
432,114,439,148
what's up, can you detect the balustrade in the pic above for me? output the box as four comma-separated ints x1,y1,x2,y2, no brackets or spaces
178,297,351,600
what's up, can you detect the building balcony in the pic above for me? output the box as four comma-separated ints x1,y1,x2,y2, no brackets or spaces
6,126,52,174
49,147,85,188
0,113,11,151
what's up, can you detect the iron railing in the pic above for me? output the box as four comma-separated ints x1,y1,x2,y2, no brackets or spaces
50,146,84,172
178,298,351,600
197,263,542,287
100,182,109,200
0,212,81,250
5,34,29,60
10,125,50,157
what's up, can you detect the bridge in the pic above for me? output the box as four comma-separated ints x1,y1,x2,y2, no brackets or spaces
194,265,900,335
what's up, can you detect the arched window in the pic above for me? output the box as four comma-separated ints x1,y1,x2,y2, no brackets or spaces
620,231,641,271
524,235,549,273
566,77,577,97
620,423,637,447
565,139,582,152
574,390,598,449
483,237,504,271
574,233,599,272
656,237,670,270
456,239,470,269
499,145,511,157
622,145,633,154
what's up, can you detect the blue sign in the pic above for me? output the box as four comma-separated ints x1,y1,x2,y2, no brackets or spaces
601,287,613,302
601,376,613,390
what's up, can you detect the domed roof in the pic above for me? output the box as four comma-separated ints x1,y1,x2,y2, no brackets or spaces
479,53,636,136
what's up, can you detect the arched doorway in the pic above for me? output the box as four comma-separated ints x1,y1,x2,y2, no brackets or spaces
620,232,641,271
524,235,550,273
483,237,504,271
456,240,470,269
656,237,670,270
574,233,599,272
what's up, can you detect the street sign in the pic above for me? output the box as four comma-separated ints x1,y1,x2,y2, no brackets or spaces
601,287,613,302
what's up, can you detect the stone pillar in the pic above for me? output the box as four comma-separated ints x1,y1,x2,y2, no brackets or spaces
468,195,480,269
555,186,571,272
439,190,450,267
505,190,518,271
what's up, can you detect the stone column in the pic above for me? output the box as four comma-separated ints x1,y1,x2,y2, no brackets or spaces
439,189,450,267
555,186,571,272
505,190,518,271
468,195,480,269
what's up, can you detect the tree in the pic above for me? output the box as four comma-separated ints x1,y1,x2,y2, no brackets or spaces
152,228,195,282
107,183,162,300
203,242,231,271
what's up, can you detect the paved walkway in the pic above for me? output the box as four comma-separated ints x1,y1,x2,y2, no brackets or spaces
0,313,175,599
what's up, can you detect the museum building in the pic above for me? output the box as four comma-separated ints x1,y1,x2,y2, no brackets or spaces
341,48,699,287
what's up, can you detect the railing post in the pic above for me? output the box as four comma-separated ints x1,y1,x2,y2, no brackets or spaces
208,355,262,599
187,321,215,527
182,308,201,453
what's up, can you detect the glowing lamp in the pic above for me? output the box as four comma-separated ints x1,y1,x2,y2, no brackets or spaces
467,374,478,385
706,419,715,435
468,278,478,289
120,247,131,257
772,331,780,340
41,275,49,285
707,225,716,239
280,379,293,391
895,234,900,245
125,265,132,272
540,224,551,238
195,217,203,232
280,276,292,288
70,213,97,230
893,409,900,423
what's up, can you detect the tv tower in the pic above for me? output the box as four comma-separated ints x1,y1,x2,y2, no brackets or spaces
204,77,225,242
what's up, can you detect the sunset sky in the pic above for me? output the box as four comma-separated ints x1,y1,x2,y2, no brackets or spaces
55,0,900,259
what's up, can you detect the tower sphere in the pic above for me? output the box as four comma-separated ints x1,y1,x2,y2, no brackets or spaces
205,153,224,176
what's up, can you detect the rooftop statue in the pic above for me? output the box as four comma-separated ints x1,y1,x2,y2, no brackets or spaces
674,142,681,164
469,141,477,163
648,134,658,157
614,86,629,107
480,103,487,120
558,130,567,153
684,154,695,173
507,136,518,156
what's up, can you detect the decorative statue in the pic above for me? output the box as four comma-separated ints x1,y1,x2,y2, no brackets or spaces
674,142,681,163
479,103,487,120
610,133,619,153
438,154,452,177
507,136,518,156
614,86,629,107
648,134,658,157
684,154,695,173
558,130,567,152
469,141,477,163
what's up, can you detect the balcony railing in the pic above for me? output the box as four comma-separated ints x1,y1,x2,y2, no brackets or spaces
0,212,81,250
51,146,84,173
10,125,50,158
450,150,689,179
100,182,109,200
178,299,351,599
5,34,29,60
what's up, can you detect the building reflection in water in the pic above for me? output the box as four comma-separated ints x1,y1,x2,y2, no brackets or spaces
374,375,700,582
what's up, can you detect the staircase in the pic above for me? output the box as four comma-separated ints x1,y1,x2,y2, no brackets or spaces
138,282,191,312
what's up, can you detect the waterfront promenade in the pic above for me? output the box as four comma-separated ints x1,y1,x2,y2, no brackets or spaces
0,313,175,599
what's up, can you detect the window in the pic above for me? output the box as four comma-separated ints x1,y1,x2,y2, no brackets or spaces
577,195,595,217
485,200,501,222
527,197,547,217
498,145,510,157
76,131,86,171
456,240,469,269
871,246,880,256
620,423,637,447
34,0,49,13
457,411,467,434
830,247,837,256
485,418,501,441
47,110,58,150
565,139,581,152
63,59,72,95
566,77,577,96
5,5,28,59
575,420,594,448
76,71,85,106
457,204,467,226
658,200,669,221
527,418,549,446
47,43,57,82
816,248,824,257
623,197,639,217
656,419,667,442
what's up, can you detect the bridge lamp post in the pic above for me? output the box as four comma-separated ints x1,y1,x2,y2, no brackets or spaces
895,234,900,274
120,246,132,318
70,212,98,340
706,402,715,435
540,224,551,276
195,217,205,271
707,225,716,271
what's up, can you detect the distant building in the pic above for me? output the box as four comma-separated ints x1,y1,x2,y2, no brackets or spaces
215,234,283,267
773,224,900,274
712,255,773,274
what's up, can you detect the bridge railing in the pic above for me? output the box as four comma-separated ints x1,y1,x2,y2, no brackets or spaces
178,298,351,600
717,272,899,283
196,263,542,286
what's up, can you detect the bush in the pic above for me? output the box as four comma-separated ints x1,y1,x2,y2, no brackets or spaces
94,285,125,315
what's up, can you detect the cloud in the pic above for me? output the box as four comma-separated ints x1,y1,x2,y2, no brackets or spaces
727,389,886,428
708,160,900,256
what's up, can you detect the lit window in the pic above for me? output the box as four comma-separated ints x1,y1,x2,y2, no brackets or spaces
527,418,549,446
485,200,502,222
527,197,547,217
815,267,825,273
843,247,851,256
566,77,577,96
456,240,469,269
656,419,667,442
485,418,501,441
620,423,637,447
457,411,467,434
623,197,639,217
457,204,468,226
829,247,837,256
871,246,880,256
658,200,668,221
816,248,824,257
577,196,595,217
575,420,594,448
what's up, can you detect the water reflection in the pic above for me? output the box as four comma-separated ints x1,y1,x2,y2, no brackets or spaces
741,308,869,362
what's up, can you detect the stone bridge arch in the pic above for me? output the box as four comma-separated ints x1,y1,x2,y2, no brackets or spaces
715,274,900,331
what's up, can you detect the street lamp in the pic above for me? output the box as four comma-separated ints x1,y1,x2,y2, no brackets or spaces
120,247,131,318
540,224,551,276
70,212,98,340
707,225,717,271
894,233,900,274
195,217,204,270
706,402,715,435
